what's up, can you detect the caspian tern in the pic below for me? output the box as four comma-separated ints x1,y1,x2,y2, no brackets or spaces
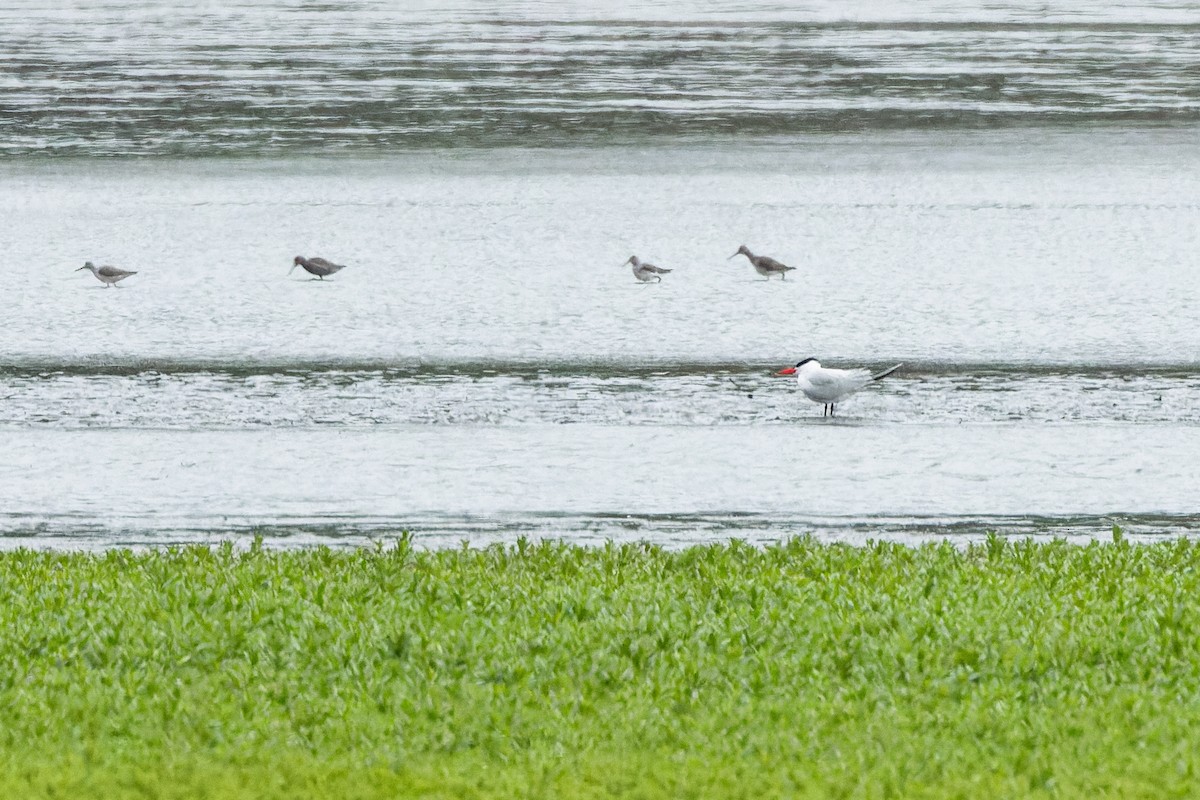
776,358,903,417
625,256,672,283
76,261,137,287
291,255,348,280
729,245,796,280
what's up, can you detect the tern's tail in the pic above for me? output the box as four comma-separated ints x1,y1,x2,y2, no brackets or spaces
871,363,903,381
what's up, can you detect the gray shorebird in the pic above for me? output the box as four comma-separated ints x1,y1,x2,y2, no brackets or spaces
776,358,903,417
76,261,137,287
290,255,347,280
729,245,796,280
625,256,672,283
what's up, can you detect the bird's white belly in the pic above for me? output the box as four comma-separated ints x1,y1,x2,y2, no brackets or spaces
800,385,842,403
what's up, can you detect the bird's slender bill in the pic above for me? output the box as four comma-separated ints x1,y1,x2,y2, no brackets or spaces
776,367,797,375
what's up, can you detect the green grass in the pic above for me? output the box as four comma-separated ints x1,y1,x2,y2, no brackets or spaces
2,534,1200,798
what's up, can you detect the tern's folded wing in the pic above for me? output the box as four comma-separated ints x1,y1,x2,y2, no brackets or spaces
811,369,872,393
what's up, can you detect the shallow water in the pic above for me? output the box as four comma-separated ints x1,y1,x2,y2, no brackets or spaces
3,1,1199,548
3,1,1199,155
6,136,1200,366
3,423,1198,550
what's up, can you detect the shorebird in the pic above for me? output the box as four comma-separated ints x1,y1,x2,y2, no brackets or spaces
625,256,672,283
776,359,903,417
76,261,137,287
729,245,796,280
290,255,347,280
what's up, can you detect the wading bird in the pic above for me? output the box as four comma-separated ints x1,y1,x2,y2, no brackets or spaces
729,245,795,280
625,256,672,283
776,358,903,417
291,255,347,280
76,261,137,287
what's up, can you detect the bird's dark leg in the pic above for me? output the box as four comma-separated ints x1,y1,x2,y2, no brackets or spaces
831,404,836,417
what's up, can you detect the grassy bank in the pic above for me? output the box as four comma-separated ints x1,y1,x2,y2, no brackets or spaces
2,535,1200,798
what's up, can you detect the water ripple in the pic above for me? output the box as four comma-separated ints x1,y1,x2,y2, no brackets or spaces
3,2,1199,156
4,370,1199,428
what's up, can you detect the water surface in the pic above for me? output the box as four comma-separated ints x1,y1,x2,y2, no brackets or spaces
2,1,1199,155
